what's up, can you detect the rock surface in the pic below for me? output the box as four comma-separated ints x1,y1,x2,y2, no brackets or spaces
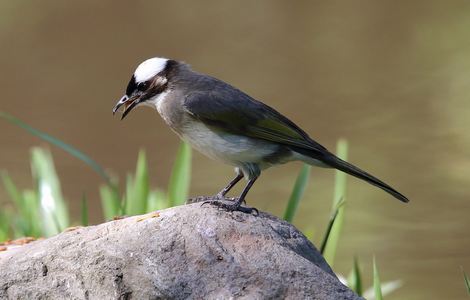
0,202,361,299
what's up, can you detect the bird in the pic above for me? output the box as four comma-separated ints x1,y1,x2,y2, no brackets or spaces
113,57,408,214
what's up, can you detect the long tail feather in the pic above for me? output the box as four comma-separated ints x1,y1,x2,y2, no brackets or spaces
293,147,409,203
320,153,408,202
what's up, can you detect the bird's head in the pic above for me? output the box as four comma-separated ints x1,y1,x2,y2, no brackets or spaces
113,57,174,119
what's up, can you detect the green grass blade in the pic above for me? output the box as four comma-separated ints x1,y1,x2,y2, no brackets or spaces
0,111,109,183
81,194,89,226
134,150,150,213
0,171,24,210
283,164,311,222
322,139,348,266
0,210,10,242
100,183,121,220
320,198,345,254
1,172,28,235
147,189,169,211
0,171,41,236
125,150,149,215
31,147,69,236
124,173,134,215
347,256,363,296
463,268,470,295
168,142,192,206
21,189,41,237
22,189,40,236
364,280,402,299
373,257,383,300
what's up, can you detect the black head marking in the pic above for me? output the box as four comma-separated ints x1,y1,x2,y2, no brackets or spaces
126,75,137,96
160,59,178,78
137,81,150,91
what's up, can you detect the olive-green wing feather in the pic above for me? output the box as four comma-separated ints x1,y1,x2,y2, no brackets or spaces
183,90,326,153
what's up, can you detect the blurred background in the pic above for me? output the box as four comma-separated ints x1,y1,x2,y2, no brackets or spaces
1,1,469,299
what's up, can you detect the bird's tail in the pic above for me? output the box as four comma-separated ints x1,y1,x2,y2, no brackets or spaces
298,149,409,203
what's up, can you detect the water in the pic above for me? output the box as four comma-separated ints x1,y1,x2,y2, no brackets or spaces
1,1,469,299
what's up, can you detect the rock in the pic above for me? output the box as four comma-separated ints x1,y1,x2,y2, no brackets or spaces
0,202,362,299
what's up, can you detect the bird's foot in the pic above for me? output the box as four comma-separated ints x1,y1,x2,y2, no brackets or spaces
213,193,246,204
202,199,258,215
186,194,239,204
213,193,234,201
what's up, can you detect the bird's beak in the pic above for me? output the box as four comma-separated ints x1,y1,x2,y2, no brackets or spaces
112,95,140,120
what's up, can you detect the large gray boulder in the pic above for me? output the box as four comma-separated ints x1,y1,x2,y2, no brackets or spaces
0,202,361,299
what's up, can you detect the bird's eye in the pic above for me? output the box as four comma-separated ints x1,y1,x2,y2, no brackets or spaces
137,81,150,91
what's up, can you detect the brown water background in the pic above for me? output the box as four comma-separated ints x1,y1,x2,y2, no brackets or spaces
1,1,470,299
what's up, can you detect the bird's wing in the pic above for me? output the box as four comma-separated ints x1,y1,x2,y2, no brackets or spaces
183,89,327,153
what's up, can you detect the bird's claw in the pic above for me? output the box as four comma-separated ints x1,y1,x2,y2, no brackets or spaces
214,193,246,204
201,200,258,215
188,194,244,204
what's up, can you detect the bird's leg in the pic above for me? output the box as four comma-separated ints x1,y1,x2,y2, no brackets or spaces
188,174,244,204
204,176,259,215
215,173,244,199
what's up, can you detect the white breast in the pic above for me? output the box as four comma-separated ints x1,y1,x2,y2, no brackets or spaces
180,121,278,166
